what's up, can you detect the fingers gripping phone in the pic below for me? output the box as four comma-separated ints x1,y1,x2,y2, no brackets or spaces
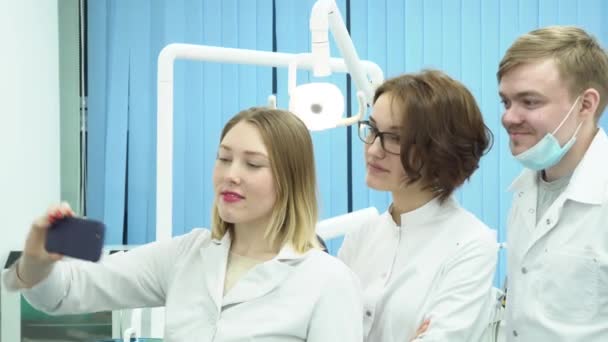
45,217,106,262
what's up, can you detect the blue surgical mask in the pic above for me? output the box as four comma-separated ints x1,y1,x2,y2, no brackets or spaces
514,96,583,171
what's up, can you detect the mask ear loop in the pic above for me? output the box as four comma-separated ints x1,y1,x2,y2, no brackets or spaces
570,120,584,139
552,96,581,135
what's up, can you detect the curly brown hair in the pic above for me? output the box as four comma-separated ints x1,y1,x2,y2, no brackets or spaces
373,70,493,202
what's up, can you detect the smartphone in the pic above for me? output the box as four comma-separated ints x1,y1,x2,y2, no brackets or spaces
45,216,106,262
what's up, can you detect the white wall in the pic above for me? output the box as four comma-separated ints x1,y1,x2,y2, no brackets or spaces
0,0,60,268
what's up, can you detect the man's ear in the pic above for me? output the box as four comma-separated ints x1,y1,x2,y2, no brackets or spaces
579,88,601,120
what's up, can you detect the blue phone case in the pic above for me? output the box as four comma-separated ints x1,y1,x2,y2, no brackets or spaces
45,217,106,262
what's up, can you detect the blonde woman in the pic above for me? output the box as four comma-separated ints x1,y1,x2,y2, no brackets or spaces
4,108,363,341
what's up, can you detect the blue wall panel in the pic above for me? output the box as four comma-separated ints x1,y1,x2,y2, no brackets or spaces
479,0,503,284
88,1,608,284
88,0,273,244
460,0,481,216
86,0,109,238
102,0,130,244
125,0,155,244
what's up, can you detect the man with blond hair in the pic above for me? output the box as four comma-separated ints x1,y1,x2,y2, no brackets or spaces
498,25,608,341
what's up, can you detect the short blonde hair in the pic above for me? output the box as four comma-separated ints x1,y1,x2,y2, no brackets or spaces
498,25,608,119
211,107,320,253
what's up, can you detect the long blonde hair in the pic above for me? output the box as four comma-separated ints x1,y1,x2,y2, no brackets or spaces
211,107,320,253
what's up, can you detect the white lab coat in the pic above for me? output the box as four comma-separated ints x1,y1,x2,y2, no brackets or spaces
3,229,364,342
504,128,608,341
338,197,498,342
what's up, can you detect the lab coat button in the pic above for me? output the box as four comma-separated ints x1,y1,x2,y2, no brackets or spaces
521,267,528,274
513,330,519,337
546,218,551,225
528,208,534,214
365,310,373,317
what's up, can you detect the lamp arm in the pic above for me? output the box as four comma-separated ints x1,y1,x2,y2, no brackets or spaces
310,0,380,104
337,91,366,127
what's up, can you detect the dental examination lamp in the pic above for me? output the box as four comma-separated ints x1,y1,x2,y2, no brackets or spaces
286,0,373,131
287,54,368,131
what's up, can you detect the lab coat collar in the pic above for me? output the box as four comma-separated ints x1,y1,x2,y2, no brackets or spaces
211,231,232,246
397,195,459,227
508,168,537,193
275,244,307,262
205,231,310,309
508,128,608,205
221,257,293,307
211,231,308,262
202,233,231,312
566,128,608,205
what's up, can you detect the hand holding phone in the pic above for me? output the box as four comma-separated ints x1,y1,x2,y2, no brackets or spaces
45,216,106,262
17,202,97,288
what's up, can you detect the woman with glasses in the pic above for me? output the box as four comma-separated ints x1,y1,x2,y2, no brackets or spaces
338,70,498,342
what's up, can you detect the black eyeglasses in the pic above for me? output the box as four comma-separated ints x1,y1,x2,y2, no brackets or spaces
357,120,401,155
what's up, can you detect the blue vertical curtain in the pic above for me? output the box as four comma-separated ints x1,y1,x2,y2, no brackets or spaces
88,0,608,285
87,0,273,245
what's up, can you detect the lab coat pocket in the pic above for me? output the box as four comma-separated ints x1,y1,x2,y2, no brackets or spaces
536,248,599,322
